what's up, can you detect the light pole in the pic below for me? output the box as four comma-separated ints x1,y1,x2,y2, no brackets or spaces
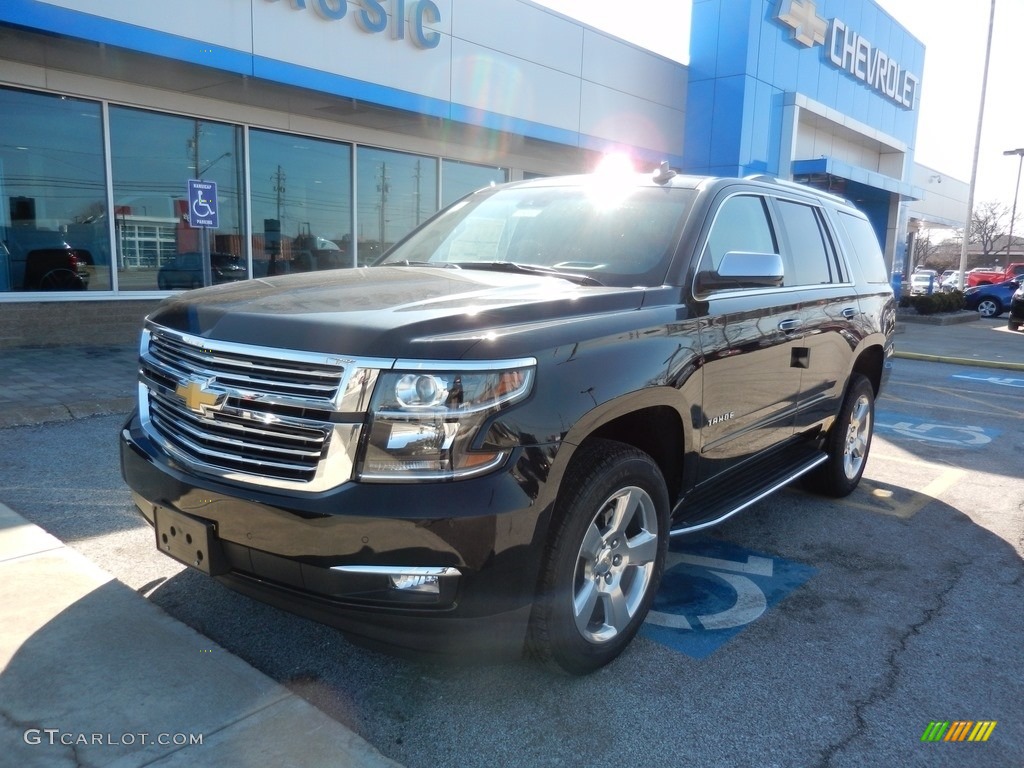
1004,148,1024,264
957,0,997,290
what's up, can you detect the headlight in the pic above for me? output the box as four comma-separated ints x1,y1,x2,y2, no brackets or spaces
358,359,535,482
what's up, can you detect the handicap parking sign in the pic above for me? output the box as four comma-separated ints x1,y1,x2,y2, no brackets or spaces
641,536,816,658
187,179,218,228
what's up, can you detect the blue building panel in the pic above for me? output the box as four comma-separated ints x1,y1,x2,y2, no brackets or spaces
683,79,718,172
708,75,748,167
755,5,780,82
715,0,755,78
747,79,781,174
815,62,841,111
795,51,822,98
689,0,722,82
769,28,802,93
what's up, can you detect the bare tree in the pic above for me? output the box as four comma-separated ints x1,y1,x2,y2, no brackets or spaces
957,201,1012,259
912,229,945,270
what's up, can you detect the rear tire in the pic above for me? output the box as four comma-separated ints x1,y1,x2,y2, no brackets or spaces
528,439,669,675
804,373,874,498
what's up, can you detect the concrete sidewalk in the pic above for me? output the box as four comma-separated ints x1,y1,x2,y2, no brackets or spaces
0,310,1020,766
0,501,401,768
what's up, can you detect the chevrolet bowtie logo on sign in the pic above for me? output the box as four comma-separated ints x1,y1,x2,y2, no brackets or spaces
777,0,827,47
175,377,227,415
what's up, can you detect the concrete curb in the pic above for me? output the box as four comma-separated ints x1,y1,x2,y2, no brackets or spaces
891,351,1024,371
0,502,402,768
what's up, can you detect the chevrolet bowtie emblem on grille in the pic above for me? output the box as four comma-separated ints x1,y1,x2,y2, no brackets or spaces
175,377,227,415
777,0,828,48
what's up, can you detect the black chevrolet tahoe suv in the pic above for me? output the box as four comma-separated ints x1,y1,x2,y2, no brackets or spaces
120,168,896,674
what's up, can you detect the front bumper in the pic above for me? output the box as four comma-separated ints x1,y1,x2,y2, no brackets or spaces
120,412,556,657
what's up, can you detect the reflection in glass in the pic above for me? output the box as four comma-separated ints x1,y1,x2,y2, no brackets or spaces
357,147,437,264
0,87,108,292
441,160,506,208
109,107,244,290
249,130,353,276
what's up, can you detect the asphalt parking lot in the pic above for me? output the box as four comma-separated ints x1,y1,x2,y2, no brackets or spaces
1,329,1022,767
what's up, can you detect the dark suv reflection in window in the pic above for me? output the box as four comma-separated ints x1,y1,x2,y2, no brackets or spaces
156,252,247,290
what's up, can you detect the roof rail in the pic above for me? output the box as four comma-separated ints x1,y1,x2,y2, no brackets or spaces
742,174,849,204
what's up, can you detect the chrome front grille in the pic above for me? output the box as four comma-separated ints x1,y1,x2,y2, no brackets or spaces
147,330,345,402
138,325,389,492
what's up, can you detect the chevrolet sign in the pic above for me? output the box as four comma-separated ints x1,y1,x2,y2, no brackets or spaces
776,0,920,110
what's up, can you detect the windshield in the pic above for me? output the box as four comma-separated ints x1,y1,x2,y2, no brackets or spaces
377,183,695,288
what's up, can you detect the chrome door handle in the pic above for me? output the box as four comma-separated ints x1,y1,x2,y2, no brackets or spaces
778,319,800,333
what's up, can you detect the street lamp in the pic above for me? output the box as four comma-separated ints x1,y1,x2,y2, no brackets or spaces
1004,148,1024,264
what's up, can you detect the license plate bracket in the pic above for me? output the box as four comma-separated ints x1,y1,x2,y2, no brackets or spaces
154,506,228,576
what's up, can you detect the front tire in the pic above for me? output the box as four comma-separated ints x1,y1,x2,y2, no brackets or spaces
528,439,669,675
976,298,1001,318
804,373,875,498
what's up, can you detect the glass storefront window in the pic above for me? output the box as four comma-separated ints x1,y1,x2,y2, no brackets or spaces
0,88,108,293
249,130,353,276
357,147,437,264
109,107,244,290
441,160,506,208
2,87,530,297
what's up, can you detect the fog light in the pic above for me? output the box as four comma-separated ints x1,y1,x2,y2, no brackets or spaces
391,573,441,594
331,564,458,597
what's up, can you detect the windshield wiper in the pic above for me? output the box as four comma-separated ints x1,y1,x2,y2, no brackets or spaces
385,260,462,269
455,261,604,286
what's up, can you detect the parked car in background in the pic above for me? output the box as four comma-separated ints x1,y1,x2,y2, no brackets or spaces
963,275,1024,318
909,270,938,295
22,247,90,290
157,251,247,290
965,262,1024,288
939,270,963,292
1008,278,1024,331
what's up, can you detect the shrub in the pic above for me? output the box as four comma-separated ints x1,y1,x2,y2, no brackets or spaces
907,290,965,315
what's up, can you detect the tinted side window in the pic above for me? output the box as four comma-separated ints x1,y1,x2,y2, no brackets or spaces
701,195,776,273
775,200,836,286
836,211,890,284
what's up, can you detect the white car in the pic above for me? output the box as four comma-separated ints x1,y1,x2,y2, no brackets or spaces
909,271,938,295
940,270,963,292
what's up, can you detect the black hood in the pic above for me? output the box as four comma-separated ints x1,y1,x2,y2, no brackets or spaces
147,266,649,359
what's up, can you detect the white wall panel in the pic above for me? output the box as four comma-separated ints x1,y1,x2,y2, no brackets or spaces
453,0,583,76
39,0,256,52
579,82,685,156
581,31,688,110
251,3,454,102
450,39,581,131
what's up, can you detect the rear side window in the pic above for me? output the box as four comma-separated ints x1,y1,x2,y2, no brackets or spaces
836,211,890,284
774,200,839,286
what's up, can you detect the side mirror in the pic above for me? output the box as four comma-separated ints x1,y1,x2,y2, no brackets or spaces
696,251,785,292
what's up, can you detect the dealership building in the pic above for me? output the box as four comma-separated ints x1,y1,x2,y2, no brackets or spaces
0,0,967,346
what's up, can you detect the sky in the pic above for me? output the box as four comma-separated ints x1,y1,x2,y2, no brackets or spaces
533,0,1023,212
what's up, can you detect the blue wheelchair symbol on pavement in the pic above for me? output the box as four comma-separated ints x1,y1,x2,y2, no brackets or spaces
187,179,218,228
641,537,816,658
